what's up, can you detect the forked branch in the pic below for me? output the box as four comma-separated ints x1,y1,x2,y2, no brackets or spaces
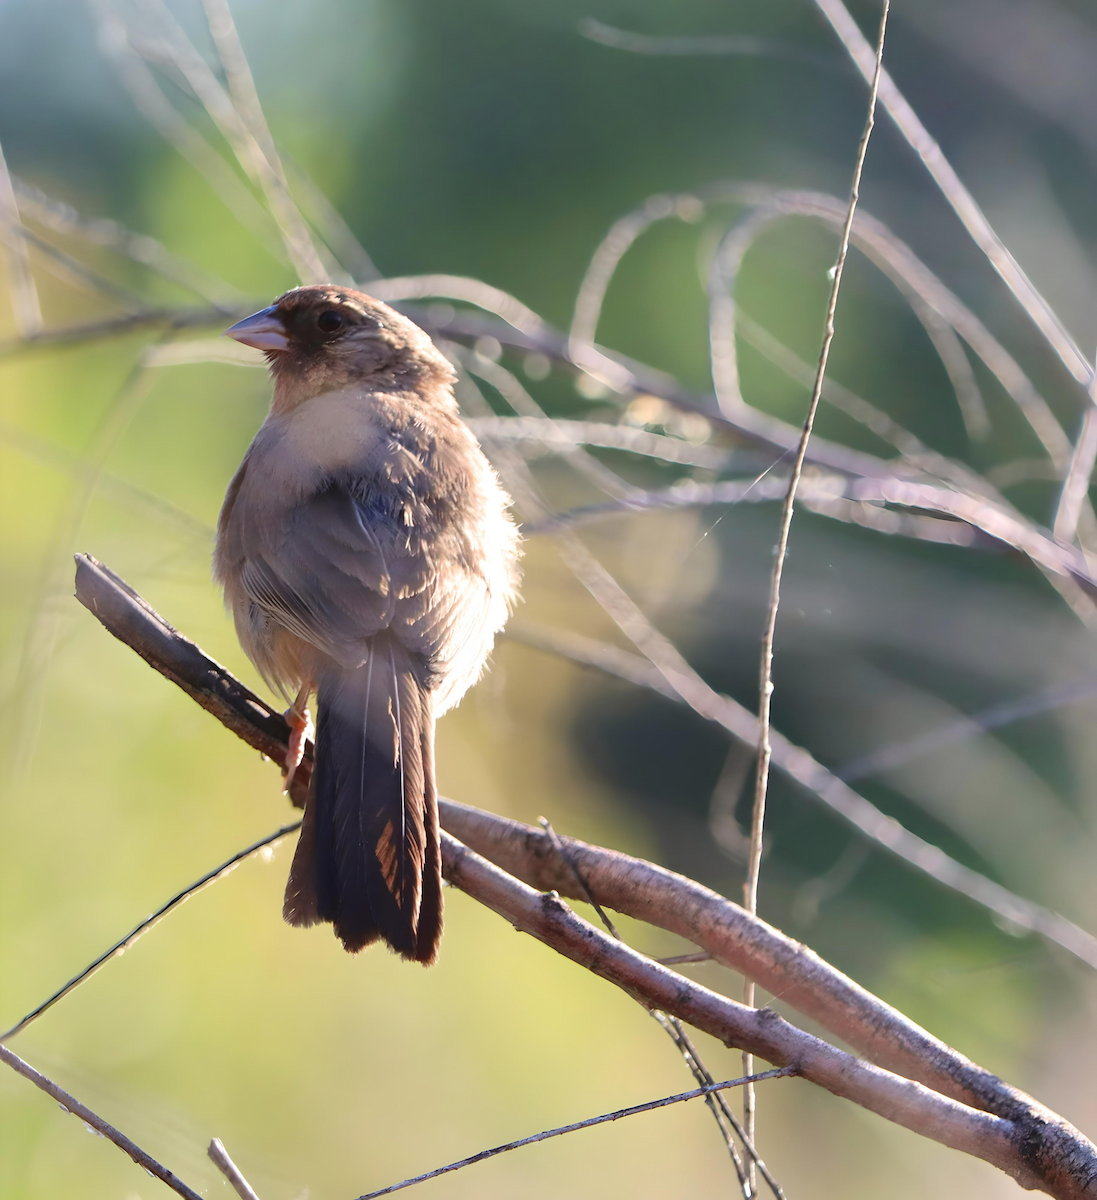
70,553,1097,1198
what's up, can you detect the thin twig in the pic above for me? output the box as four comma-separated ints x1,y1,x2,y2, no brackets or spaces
540,818,621,938
744,19,887,1156
0,1043,205,1200
355,1070,793,1200
653,1013,787,1200
2,218,146,309
0,305,248,352
836,676,1097,784
0,417,213,541
0,822,300,1043
208,1138,263,1200
656,951,714,966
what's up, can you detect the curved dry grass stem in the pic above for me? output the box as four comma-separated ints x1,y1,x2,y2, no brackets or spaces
9,357,159,777
198,0,328,283
372,273,548,335
577,18,835,67
735,312,989,491
462,354,640,502
11,176,243,307
1055,398,1097,545
571,174,1069,477
708,191,1071,470
90,0,286,258
524,471,1097,596
740,2,889,1158
506,621,1097,970
280,152,381,283
464,415,732,469
128,0,326,283
0,138,42,335
811,0,1092,389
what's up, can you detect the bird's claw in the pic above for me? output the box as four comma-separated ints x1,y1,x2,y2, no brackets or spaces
283,704,313,794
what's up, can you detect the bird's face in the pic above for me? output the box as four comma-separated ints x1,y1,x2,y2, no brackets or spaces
224,285,454,411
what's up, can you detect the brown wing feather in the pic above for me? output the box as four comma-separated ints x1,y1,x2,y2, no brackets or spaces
287,633,442,961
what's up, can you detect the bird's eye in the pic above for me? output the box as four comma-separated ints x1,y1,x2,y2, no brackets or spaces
316,310,344,334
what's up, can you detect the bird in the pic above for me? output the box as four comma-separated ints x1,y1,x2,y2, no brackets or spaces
214,285,520,963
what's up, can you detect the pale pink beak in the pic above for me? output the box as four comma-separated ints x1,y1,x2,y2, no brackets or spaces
223,306,289,352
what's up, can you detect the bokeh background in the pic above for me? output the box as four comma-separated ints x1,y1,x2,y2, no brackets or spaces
3,0,1097,1196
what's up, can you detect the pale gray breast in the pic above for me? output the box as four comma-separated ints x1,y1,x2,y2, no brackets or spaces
215,389,520,710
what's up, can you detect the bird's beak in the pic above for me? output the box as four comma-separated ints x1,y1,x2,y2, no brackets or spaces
223,307,290,352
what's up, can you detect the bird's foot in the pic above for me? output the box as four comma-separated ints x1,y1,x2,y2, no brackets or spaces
283,700,313,794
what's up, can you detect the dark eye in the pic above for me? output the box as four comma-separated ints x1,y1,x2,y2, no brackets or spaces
317,310,344,334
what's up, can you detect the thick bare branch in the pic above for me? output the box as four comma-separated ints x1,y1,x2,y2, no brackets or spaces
69,555,1097,1198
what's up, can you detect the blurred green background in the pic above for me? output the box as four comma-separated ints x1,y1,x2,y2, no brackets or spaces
3,0,1097,1197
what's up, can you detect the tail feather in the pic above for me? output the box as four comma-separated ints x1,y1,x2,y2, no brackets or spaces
414,709,443,960
283,634,444,963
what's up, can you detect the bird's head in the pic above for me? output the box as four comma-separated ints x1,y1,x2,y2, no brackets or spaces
224,285,456,412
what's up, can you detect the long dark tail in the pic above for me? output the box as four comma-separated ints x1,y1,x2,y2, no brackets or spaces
283,634,443,963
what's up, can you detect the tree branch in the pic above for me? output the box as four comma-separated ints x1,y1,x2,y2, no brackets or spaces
69,554,1097,1198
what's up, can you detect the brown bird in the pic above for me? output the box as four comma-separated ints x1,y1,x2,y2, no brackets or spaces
215,285,520,963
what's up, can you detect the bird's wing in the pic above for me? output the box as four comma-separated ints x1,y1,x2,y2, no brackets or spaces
238,474,443,669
